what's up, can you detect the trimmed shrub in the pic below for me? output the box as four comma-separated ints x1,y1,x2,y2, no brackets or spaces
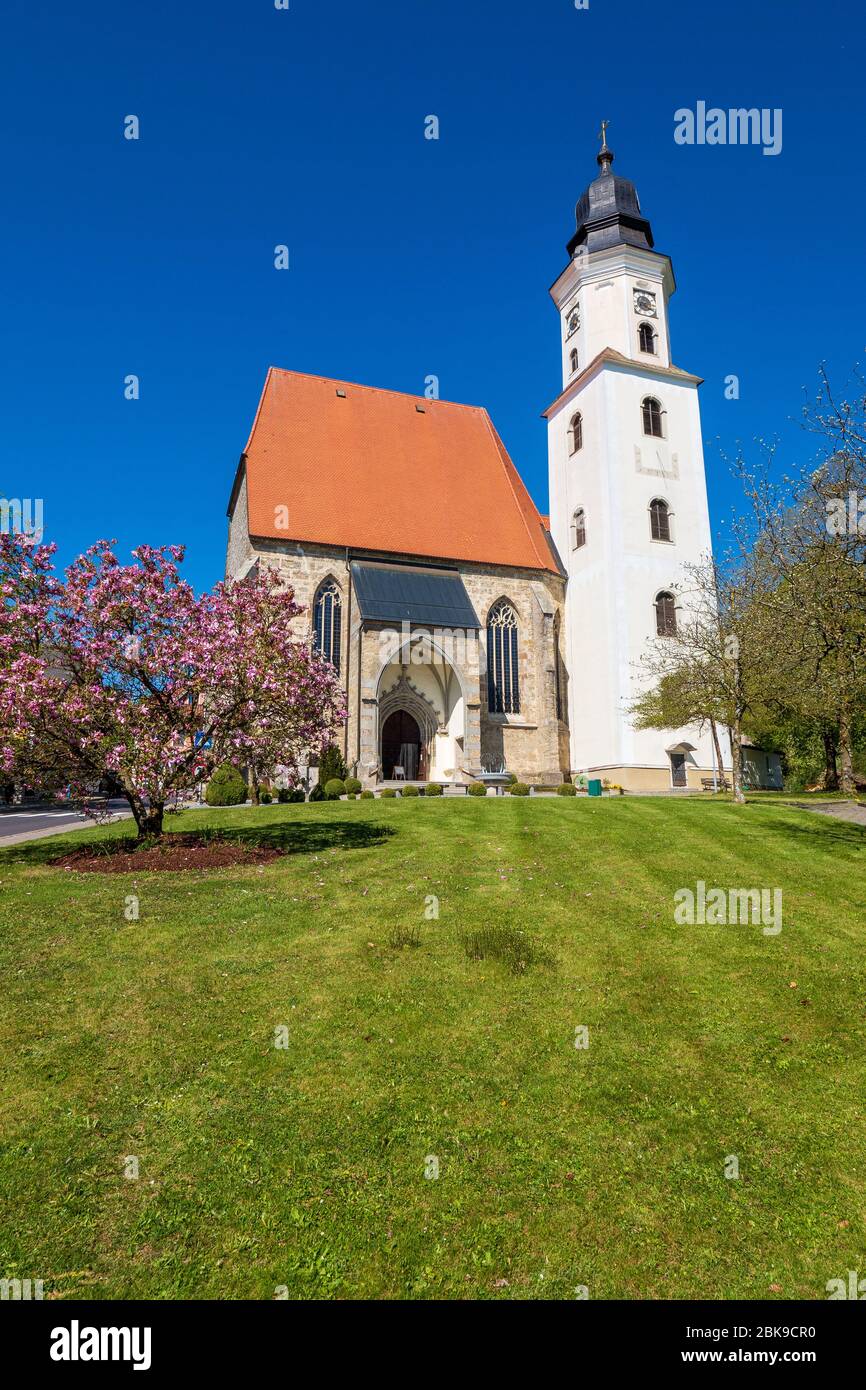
467,782,488,797
360,789,375,800
205,764,247,807
506,771,518,785
324,778,346,800
510,782,530,797
345,792,357,800
309,783,326,802
260,791,273,804
380,788,398,798
277,787,305,804
556,783,577,797
317,744,347,788
401,783,420,797
425,783,443,796
344,776,362,795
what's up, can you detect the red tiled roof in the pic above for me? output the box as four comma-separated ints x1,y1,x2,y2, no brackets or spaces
236,368,556,574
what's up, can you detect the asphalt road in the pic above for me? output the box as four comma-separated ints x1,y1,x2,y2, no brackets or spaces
0,801,132,846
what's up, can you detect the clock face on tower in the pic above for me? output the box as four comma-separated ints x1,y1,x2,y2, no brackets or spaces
633,289,657,318
565,307,580,337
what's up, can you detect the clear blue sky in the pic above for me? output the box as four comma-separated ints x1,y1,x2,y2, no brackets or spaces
3,0,864,592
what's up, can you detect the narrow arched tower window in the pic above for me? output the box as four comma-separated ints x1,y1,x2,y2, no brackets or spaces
487,600,520,714
313,579,342,674
573,507,586,549
655,590,677,637
569,412,583,454
569,348,579,375
638,322,656,354
642,396,663,437
649,498,671,542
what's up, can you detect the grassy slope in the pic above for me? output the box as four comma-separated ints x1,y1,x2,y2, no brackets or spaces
0,798,864,1300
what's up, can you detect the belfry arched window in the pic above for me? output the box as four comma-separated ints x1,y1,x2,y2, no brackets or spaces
638,322,656,354
573,507,586,549
569,412,583,454
487,600,520,715
570,348,579,375
649,497,672,542
655,590,678,637
642,396,664,438
313,579,342,673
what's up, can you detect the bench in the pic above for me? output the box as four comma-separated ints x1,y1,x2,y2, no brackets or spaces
700,777,729,792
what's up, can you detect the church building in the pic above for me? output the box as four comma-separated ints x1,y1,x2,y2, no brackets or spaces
225,134,728,791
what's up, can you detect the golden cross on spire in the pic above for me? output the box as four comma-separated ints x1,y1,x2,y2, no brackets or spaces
598,118,610,149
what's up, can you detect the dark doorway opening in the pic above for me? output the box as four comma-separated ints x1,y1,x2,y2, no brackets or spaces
670,752,688,788
381,709,425,780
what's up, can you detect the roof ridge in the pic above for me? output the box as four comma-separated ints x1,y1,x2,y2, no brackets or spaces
266,366,484,413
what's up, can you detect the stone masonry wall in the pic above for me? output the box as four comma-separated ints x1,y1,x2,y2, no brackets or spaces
225,516,569,784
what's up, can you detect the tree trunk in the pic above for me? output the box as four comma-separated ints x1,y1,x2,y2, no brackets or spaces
126,791,164,838
248,765,260,806
822,728,839,791
729,723,746,804
838,705,856,795
709,718,724,791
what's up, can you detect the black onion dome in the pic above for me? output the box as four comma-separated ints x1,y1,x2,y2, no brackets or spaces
567,141,654,256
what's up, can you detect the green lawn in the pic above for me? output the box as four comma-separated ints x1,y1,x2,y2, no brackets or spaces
1,797,864,1300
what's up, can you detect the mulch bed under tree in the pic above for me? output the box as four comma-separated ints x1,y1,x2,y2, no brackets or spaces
54,833,283,874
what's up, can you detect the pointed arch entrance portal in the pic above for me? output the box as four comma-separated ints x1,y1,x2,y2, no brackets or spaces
381,709,426,781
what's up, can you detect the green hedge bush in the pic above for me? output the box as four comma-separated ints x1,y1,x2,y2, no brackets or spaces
344,776,362,795
309,783,326,802
556,783,577,796
317,744,347,788
205,764,247,807
260,791,273,804
324,778,346,799
467,783,488,797
401,783,420,797
510,783,530,797
278,787,306,804
425,783,443,796
380,788,397,798
360,790,375,799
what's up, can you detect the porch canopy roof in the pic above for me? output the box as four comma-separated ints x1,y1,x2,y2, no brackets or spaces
351,562,480,629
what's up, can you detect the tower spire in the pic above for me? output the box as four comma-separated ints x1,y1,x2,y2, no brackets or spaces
597,119,613,174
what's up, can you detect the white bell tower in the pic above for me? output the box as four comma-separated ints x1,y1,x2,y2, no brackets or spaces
546,127,728,789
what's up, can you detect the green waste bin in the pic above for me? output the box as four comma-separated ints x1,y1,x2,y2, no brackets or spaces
588,778,602,797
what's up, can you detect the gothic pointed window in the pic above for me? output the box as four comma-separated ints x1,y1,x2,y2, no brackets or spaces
569,412,583,454
638,322,656,354
573,507,586,549
570,348,579,375
642,395,663,437
487,600,520,715
649,497,671,542
655,590,677,637
313,579,342,673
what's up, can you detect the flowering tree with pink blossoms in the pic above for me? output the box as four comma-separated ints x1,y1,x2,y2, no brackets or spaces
0,536,346,837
